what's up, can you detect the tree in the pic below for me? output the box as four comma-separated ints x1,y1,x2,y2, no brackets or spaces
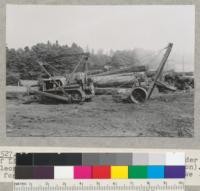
6,41,148,85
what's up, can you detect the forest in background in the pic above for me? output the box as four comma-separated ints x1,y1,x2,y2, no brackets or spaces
6,41,170,85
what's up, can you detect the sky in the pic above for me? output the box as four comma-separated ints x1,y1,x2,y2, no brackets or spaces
6,5,195,71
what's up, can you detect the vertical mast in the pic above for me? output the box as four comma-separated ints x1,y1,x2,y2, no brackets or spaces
147,43,173,100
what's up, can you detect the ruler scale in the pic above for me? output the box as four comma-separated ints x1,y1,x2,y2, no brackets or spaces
13,180,185,191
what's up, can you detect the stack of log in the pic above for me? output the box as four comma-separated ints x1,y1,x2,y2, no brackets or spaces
90,65,149,103
91,65,147,88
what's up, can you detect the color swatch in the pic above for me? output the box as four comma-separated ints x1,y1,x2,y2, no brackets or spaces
74,166,92,179
15,152,185,179
129,166,147,179
111,166,128,179
54,166,74,179
92,166,110,179
147,166,164,179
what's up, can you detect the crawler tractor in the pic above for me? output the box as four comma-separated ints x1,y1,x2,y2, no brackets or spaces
32,53,95,103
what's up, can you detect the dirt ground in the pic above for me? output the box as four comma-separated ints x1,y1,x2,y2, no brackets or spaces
6,91,194,137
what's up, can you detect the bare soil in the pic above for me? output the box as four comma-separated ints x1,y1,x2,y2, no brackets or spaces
6,91,194,137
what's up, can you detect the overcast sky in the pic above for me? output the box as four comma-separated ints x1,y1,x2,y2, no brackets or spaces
6,5,195,70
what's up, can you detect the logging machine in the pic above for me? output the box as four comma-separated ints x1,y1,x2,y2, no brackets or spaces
32,53,95,103
129,42,173,103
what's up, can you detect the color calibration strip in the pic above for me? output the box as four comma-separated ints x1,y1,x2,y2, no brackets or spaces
15,153,185,179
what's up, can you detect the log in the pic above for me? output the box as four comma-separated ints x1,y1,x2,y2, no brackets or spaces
19,80,38,87
6,86,31,100
31,90,70,102
92,72,147,88
112,87,147,103
6,86,39,99
92,74,136,88
93,65,147,76
88,69,104,75
95,88,119,95
7,86,28,93
112,88,132,103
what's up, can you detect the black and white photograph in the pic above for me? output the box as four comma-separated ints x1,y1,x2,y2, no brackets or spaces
6,5,194,137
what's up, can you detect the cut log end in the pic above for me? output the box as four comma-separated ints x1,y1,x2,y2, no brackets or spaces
129,87,147,103
112,87,147,104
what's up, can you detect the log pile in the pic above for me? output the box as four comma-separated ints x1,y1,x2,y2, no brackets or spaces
91,65,148,88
